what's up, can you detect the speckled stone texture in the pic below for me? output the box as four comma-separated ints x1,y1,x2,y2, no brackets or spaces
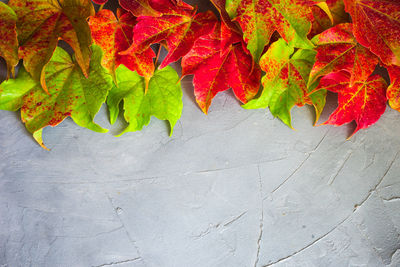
0,1,400,266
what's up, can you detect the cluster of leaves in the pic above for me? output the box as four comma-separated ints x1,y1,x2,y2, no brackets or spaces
0,0,399,149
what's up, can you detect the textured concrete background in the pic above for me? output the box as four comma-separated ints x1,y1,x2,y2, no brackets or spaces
1,1,400,266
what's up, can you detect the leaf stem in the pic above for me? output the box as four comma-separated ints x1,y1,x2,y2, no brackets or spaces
155,44,162,69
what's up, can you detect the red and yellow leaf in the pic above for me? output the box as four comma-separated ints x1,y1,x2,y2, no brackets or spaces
225,0,318,61
123,5,216,68
343,0,400,66
182,22,261,113
8,0,95,90
309,23,379,86
317,71,388,136
119,0,193,17
0,2,18,78
386,65,400,111
309,0,349,37
89,9,155,80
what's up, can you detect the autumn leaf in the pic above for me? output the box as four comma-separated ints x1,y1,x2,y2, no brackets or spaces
107,65,182,136
343,0,400,66
182,22,261,113
8,0,95,90
89,9,155,81
309,0,349,37
386,65,400,111
309,23,379,87
0,2,18,79
225,0,318,61
317,71,387,136
119,0,193,17
122,5,217,68
0,45,112,148
243,38,326,127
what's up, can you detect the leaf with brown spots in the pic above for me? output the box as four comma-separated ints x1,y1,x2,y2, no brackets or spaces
0,2,18,78
89,8,155,81
8,0,95,90
0,45,112,149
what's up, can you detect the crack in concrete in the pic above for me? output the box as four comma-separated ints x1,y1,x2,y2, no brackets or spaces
254,165,264,267
327,151,353,185
270,153,311,194
92,257,141,267
106,194,145,267
381,196,400,202
262,215,350,266
353,151,399,212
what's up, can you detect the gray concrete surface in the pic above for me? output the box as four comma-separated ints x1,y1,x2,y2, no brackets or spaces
1,75,400,266
1,1,400,266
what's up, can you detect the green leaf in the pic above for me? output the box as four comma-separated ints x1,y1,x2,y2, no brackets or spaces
107,65,183,136
243,38,326,127
0,45,112,148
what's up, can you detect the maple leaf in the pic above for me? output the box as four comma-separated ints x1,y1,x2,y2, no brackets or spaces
309,23,379,87
317,71,387,136
243,38,326,127
0,2,18,79
89,9,155,81
0,45,112,149
309,0,350,37
8,0,95,90
181,22,261,113
122,5,217,68
119,0,193,17
225,0,319,61
386,65,400,111
343,0,400,66
107,65,183,136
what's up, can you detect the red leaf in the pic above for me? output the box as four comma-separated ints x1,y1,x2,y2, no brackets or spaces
119,0,193,17
89,9,155,79
123,6,217,68
182,23,261,113
93,0,108,4
318,71,388,136
344,0,400,66
309,23,379,86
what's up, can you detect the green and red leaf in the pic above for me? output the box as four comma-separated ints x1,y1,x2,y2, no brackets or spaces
182,22,261,113
0,2,18,78
243,38,326,127
89,8,155,80
343,0,400,66
0,45,112,148
317,71,388,136
225,0,318,61
8,0,95,90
